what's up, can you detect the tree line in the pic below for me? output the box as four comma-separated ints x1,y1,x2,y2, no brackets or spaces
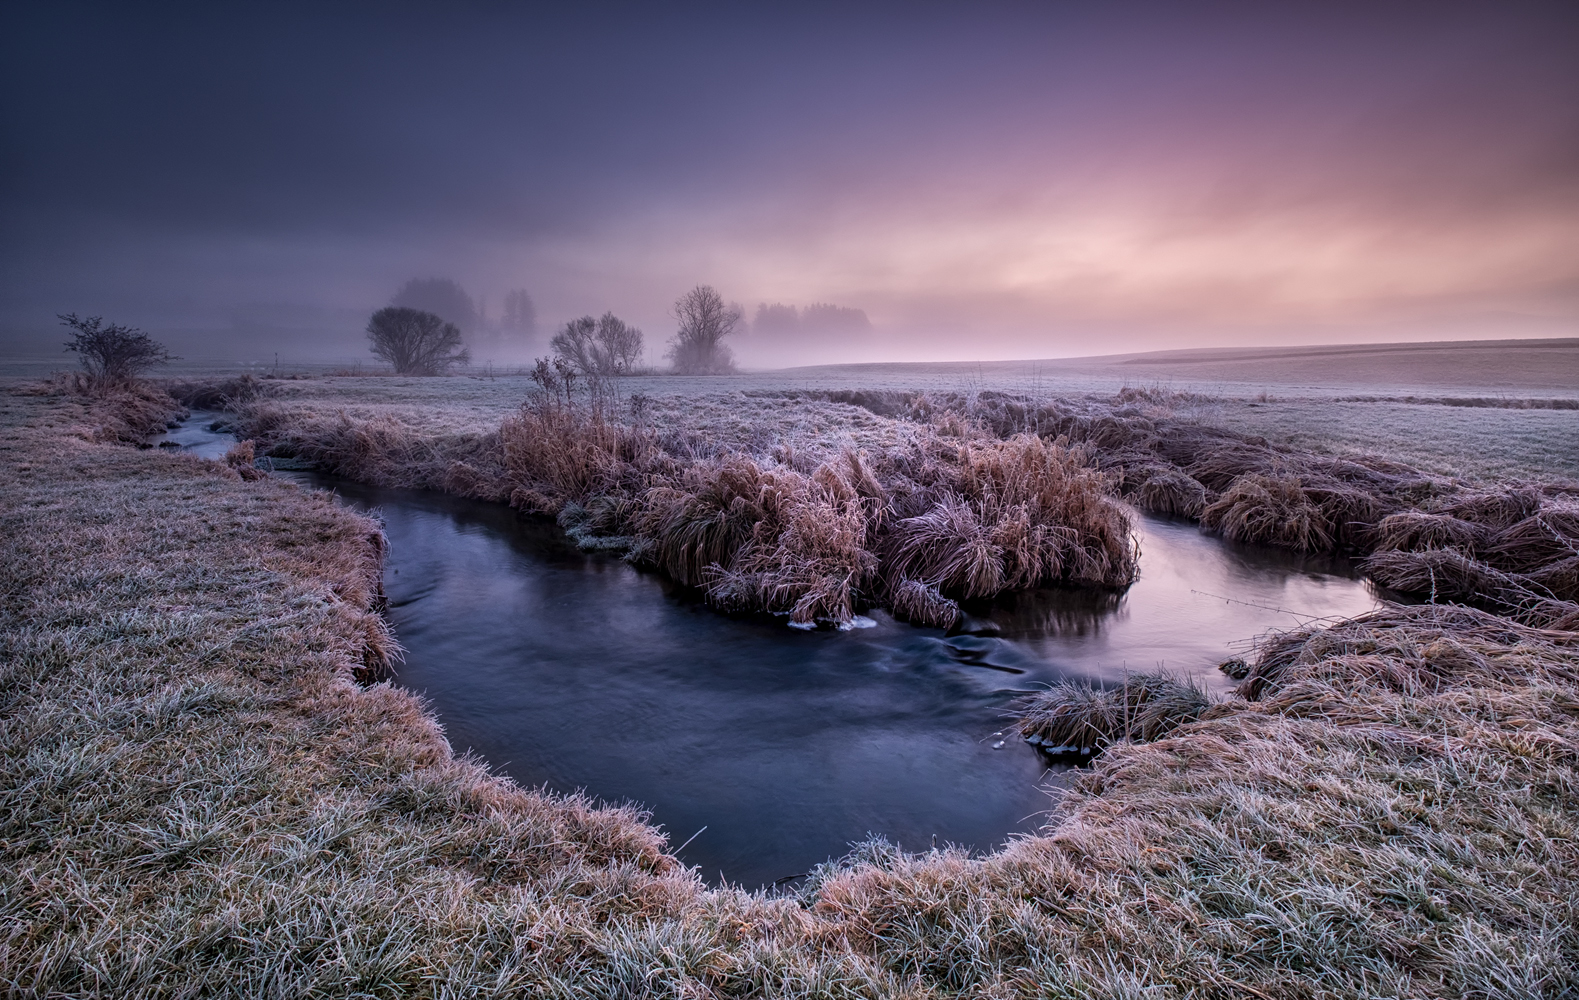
366,282,746,376
51,281,863,383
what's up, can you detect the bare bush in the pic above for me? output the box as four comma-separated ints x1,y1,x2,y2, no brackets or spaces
366,306,470,375
59,313,176,388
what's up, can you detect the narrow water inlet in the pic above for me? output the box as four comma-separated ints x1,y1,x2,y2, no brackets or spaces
161,414,1382,888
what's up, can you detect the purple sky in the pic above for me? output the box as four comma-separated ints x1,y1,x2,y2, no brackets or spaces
3,2,1576,365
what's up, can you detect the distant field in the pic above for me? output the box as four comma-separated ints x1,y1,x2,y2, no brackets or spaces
6,335,1575,480
6,334,1579,397
1194,398,1578,481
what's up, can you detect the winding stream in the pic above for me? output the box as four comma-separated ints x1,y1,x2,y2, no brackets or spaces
167,413,1382,887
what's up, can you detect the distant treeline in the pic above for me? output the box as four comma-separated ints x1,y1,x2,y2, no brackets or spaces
752,302,871,336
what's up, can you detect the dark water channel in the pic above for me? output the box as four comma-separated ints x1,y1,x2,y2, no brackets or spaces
166,414,1381,887
290,476,1380,888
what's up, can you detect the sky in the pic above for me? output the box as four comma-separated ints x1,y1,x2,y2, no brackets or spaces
2,1,1577,367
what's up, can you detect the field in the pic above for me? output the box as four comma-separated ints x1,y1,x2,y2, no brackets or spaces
145,334,1578,482
5,339,1579,998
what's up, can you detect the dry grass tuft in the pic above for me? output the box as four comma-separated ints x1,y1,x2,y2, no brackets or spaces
886,578,962,629
21,373,185,444
1367,510,1491,552
1017,673,1213,753
168,373,273,410
1232,602,1579,700
1200,472,1338,551
1132,465,1210,517
880,435,1137,599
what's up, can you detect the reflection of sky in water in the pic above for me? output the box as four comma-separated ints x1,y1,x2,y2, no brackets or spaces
151,409,234,460
980,516,1380,692
279,467,1379,889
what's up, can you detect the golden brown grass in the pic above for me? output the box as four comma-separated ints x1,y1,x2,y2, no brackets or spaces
6,383,1579,997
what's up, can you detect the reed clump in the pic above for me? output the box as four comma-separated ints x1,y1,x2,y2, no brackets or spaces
1361,485,1579,622
497,393,1138,625
1017,673,1213,753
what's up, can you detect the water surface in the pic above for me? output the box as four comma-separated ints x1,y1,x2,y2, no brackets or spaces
281,473,1379,887
161,412,1380,886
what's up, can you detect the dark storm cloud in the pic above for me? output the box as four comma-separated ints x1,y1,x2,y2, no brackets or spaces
3,1,1577,363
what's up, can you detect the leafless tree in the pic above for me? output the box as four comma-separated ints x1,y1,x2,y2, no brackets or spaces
596,312,643,373
667,285,741,374
550,312,644,375
366,307,470,374
60,313,176,388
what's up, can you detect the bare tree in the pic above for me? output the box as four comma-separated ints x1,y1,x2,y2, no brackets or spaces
667,285,741,374
366,307,470,375
595,312,643,373
550,316,599,374
550,312,644,375
60,313,176,388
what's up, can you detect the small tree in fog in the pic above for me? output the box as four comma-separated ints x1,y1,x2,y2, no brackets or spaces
550,312,644,375
501,289,537,335
60,313,176,388
667,285,740,374
366,307,470,375
390,277,479,332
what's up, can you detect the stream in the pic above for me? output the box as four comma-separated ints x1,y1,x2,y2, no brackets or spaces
166,413,1382,887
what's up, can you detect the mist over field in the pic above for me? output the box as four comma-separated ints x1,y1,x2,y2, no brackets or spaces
3,2,1577,367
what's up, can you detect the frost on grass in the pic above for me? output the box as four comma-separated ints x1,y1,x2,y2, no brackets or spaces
5,383,1579,996
190,373,1579,631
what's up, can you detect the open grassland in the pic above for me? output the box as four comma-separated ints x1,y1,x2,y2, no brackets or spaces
1197,398,1579,481
4,378,1579,997
174,361,1579,482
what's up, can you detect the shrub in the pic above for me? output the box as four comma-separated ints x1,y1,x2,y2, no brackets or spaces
59,313,176,388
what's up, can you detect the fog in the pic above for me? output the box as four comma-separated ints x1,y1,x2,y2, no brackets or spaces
3,2,1576,368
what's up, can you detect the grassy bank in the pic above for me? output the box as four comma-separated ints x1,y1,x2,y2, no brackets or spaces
197,375,1579,630
6,380,1579,997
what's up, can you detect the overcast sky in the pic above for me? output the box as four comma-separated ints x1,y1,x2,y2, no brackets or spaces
3,1,1577,366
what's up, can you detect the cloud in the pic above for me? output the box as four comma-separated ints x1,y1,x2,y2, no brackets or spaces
2,1,1576,363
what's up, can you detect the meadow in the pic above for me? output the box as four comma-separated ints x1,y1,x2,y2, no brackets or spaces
4,352,1579,998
